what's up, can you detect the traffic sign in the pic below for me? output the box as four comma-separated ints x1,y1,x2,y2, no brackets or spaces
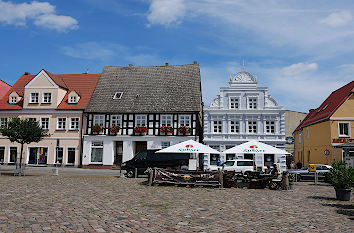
324,149,330,157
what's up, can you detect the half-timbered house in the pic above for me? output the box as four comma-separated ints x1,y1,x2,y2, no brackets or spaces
83,63,203,168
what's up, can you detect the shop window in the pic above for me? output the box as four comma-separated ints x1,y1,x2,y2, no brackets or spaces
9,147,17,163
91,141,103,163
264,154,274,166
210,154,218,165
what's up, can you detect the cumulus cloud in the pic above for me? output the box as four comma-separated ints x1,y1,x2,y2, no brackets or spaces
320,10,352,27
0,0,78,32
147,0,186,26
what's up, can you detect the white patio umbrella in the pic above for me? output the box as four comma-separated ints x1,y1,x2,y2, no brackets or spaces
222,140,290,154
156,139,220,154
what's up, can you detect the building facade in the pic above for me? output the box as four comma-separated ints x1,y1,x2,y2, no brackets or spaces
203,68,285,167
293,81,354,167
284,110,307,155
0,70,100,166
82,63,203,168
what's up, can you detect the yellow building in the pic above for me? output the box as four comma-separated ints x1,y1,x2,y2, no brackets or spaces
293,81,354,167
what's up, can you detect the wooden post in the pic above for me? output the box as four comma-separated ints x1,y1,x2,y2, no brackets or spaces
135,168,138,179
149,169,154,186
218,169,223,188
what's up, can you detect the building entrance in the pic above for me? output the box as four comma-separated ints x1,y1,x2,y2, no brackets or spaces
135,141,147,156
28,147,48,165
114,141,123,167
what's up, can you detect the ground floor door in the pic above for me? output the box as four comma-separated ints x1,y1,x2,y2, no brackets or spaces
135,141,147,156
0,146,4,164
114,141,123,166
28,147,48,165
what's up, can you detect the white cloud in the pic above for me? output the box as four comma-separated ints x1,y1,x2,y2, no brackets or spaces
282,63,318,76
0,0,78,32
320,10,352,27
147,0,186,26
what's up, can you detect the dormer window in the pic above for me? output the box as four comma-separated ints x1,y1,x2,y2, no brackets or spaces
42,93,52,103
10,96,17,104
113,92,123,99
248,97,257,109
69,96,77,104
30,93,39,103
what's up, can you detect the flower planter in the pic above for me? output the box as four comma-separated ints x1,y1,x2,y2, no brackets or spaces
335,188,351,201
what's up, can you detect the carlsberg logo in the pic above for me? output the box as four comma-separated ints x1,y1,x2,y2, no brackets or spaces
243,148,265,153
178,148,200,152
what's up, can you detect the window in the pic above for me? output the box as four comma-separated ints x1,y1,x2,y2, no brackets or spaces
264,154,274,166
161,141,170,149
230,121,240,133
40,118,49,130
248,97,257,109
9,147,17,163
306,128,309,138
110,115,121,126
161,115,172,126
179,115,190,126
27,117,37,122
210,154,219,165
299,133,302,144
136,115,147,126
244,153,254,160
55,147,64,164
226,154,235,160
69,96,77,104
57,118,66,130
113,92,123,99
42,92,52,103
213,120,222,133
230,97,239,109
10,96,17,104
0,146,4,163
70,117,80,130
0,117,7,128
67,148,75,164
265,121,275,133
30,93,39,103
93,115,105,127
339,122,350,137
248,121,257,133
91,141,103,163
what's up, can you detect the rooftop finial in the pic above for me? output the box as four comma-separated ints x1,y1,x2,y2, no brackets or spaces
241,59,246,71
229,75,232,82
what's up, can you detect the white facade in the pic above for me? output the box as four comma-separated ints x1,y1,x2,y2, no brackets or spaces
204,70,285,168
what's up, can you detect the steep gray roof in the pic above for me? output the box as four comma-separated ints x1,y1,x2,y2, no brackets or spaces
86,63,202,113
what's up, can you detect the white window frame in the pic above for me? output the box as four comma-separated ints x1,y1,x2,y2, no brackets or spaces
93,115,105,127
110,115,122,126
40,117,49,130
91,141,103,164
160,115,173,126
0,117,8,128
213,120,222,133
69,117,80,130
10,96,17,104
179,115,191,126
56,117,67,130
248,120,257,134
248,97,258,109
265,120,275,134
230,121,240,133
338,122,350,137
67,147,76,164
229,97,239,109
113,92,123,100
42,92,52,103
30,93,39,103
161,141,171,149
69,95,77,104
135,115,147,126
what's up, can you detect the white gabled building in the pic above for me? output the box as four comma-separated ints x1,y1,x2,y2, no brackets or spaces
203,67,285,168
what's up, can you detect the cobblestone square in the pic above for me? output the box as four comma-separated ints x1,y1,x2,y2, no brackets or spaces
0,175,353,232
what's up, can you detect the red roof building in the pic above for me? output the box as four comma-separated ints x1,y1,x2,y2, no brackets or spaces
0,80,11,100
0,70,100,167
293,81,354,167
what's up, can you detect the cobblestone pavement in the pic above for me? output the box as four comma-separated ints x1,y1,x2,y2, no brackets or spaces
0,175,353,233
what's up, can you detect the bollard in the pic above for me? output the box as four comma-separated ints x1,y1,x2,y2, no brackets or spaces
52,167,59,176
135,168,138,178
314,172,318,185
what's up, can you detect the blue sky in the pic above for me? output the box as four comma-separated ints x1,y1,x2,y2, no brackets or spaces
0,0,353,112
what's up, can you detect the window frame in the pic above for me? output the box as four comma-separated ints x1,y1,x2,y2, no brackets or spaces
93,115,105,127
161,141,171,149
135,115,147,126
179,115,191,126
338,122,350,137
91,141,103,164
110,115,122,126
265,120,275,134
69,95,77,104
229,97,239,109
30,92,39,103
248,120,257,134
160,115,173,126
42,92,52,104
248,97,258,109
67,147,76,164
230,120,240,133
0,117,8,128
213,120,222,133
113,92,123,100
69,117,80,130
40,117,50,130
56,117,67,130
10,96,17,104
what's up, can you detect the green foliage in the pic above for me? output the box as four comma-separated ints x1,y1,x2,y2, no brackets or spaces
0,118,47,145
326,161,354,189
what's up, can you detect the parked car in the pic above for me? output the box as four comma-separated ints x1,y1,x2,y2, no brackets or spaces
289,164,332,181
121,149,189,178
208,159,254,174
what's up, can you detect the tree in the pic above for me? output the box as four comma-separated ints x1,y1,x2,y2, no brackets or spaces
0,118,47,173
